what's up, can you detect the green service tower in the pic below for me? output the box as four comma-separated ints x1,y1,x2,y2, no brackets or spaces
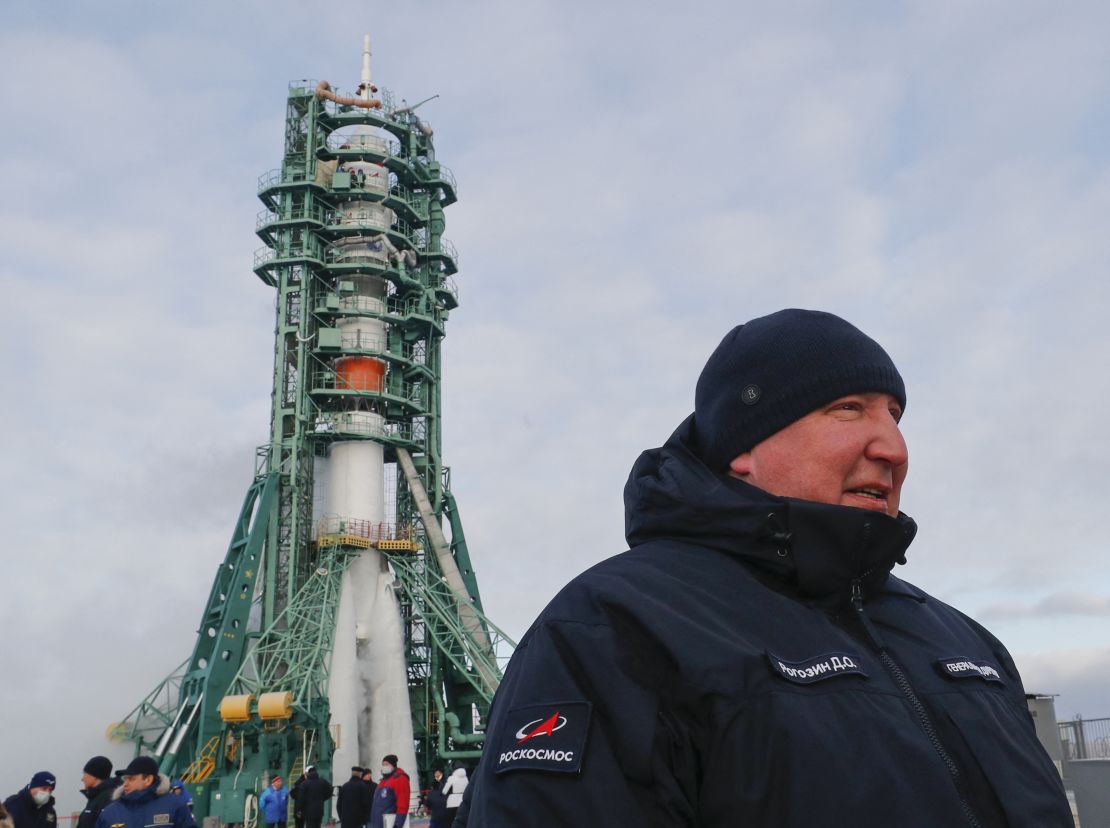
112,37,514,824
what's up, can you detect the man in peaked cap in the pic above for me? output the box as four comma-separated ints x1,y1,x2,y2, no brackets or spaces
335,767,370,828
95,757,194,828
460,310,1072,826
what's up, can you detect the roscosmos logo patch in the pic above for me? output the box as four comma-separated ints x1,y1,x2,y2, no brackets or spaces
495,701,591,774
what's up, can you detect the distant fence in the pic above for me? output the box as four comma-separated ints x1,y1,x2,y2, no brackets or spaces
1060,717,1110,761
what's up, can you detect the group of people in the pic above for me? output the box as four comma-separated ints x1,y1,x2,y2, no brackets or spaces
330,755,465,828
2,752,460,828
419,766,468,828
268,754,427,828
3,757,195,828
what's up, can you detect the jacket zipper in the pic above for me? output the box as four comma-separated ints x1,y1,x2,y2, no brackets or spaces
850,578,983,828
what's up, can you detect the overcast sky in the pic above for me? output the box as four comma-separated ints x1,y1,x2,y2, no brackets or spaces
2,0,1109,812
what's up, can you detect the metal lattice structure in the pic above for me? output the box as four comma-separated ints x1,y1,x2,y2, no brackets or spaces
112,42,513,823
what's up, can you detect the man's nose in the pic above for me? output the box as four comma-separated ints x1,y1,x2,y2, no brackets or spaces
866,412,909,467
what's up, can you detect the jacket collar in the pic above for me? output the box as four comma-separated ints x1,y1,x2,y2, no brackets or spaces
624,414,917,602
82,778,119,801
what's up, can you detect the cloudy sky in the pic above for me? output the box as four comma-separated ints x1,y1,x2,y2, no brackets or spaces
2,0,1109,810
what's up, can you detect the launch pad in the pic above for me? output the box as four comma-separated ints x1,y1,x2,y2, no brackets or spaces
110,37,513,824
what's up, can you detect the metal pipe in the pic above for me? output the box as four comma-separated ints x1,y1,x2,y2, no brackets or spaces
433,692,484,759
316,80,382,110
167,695,203,755
153,701,188,757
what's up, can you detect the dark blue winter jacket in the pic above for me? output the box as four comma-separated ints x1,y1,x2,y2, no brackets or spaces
368,781,396,827
95,775,196,828
3,789,56,828
462,416,1072,827
77,777,121,828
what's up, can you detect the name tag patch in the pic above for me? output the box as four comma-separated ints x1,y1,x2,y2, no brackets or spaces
936,657,1004,684
767,651,869,685
494,701,590,775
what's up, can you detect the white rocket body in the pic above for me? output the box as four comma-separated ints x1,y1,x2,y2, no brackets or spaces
319,37,419,807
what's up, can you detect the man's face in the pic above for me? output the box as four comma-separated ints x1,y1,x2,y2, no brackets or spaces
273,779,283,789
121,774,155,795
81,773,99,791
728,392,908,517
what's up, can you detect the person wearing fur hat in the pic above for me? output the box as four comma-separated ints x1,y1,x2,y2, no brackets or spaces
77,757,120,828
94,757,195,828
3,772,56,828
460,310,1073,827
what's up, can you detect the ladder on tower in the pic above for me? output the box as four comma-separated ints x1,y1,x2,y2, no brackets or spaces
181,735,220,783
286,755,304,824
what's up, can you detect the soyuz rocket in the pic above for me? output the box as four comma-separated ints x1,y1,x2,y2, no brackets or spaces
318,36,418,786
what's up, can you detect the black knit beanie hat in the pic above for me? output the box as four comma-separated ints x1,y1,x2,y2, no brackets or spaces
83,756,113,781
694,309,905,470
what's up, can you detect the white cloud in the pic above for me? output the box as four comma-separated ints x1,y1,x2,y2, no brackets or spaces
981,593,1110,620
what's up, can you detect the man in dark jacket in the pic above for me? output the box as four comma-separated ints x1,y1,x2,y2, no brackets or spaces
95,757,195,828
289,772,305,828
359,768,377,799
335,767,370,828
4,773,56,828
77,757,119,828
293,767,331,828
461,309,1073,827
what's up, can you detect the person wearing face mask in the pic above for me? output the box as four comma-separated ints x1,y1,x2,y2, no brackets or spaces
3,772,57,828
368,756,410,828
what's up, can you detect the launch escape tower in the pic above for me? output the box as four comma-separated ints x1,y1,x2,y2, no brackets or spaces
111,39,514,824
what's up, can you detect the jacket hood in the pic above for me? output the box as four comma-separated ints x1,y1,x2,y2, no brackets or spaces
624,414,917,601
111,775,171,803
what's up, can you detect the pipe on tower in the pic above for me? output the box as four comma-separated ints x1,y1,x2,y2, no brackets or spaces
316,80,382,109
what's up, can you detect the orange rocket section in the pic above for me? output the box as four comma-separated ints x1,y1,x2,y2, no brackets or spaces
336,356,385,391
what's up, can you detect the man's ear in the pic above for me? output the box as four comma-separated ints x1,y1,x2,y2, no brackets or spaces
728,452,753,477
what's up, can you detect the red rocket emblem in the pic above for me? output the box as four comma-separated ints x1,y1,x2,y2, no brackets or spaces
514,710,567,744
